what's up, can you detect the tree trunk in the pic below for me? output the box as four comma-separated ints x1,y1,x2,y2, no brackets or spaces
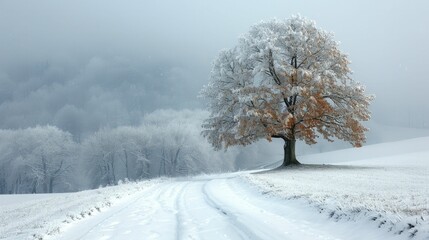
123,149,129,180
282,139,300,166
110,156,116,185
31,179,37,194
42,155,49,193
172,148,181,176
49,177,54,193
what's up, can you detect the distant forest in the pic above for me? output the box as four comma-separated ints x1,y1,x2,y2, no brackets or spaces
0,110,237,194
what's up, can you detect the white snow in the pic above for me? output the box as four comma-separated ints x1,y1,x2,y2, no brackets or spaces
300,136,429,166
0,180,161,239
57,178,402,240
1,137,428,240
244,137,429,240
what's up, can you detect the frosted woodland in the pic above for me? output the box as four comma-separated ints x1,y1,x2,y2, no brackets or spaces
0,110,239,194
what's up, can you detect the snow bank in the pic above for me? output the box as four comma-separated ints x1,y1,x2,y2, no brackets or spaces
242,137,429,239
0,179,162,240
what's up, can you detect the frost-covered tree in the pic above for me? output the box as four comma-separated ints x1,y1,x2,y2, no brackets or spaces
114,127,151,180
201,16,374,166
0,129,29,194
81,129,120,187
0,126,76,193
80,110,235,186
23,126,76,193
143,109,237,176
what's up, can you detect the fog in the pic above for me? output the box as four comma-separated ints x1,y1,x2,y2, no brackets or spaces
1,0,428,135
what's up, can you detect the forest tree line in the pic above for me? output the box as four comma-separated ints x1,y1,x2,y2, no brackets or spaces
0,110,238,194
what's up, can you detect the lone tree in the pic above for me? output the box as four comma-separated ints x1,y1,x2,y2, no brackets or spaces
200,16,373,166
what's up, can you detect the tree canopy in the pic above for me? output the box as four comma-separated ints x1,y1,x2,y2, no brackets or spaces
201,16,374,166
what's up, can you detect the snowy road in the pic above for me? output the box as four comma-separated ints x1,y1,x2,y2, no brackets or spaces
58,176,394,240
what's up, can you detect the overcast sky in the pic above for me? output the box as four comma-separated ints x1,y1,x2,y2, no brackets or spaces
1,0,428,137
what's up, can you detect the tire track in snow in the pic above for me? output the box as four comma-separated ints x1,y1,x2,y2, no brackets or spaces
176,181,249,240
201,182,259,240
137,182,185,239
204,178,343,240
175,182,199,240
66,183,163,240
60,182,185,240
59,176,374,240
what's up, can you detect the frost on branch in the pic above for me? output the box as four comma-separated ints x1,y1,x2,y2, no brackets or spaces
200,16,373,164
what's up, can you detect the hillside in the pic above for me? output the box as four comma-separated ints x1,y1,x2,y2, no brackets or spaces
0,137,428,239
244,137,429,239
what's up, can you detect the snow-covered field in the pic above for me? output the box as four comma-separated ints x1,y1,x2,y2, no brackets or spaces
244,137,429,239
0,137,428,240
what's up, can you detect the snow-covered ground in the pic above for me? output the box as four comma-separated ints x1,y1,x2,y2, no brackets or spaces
244,137,429,240
0,180,162,239
0,137,428,240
